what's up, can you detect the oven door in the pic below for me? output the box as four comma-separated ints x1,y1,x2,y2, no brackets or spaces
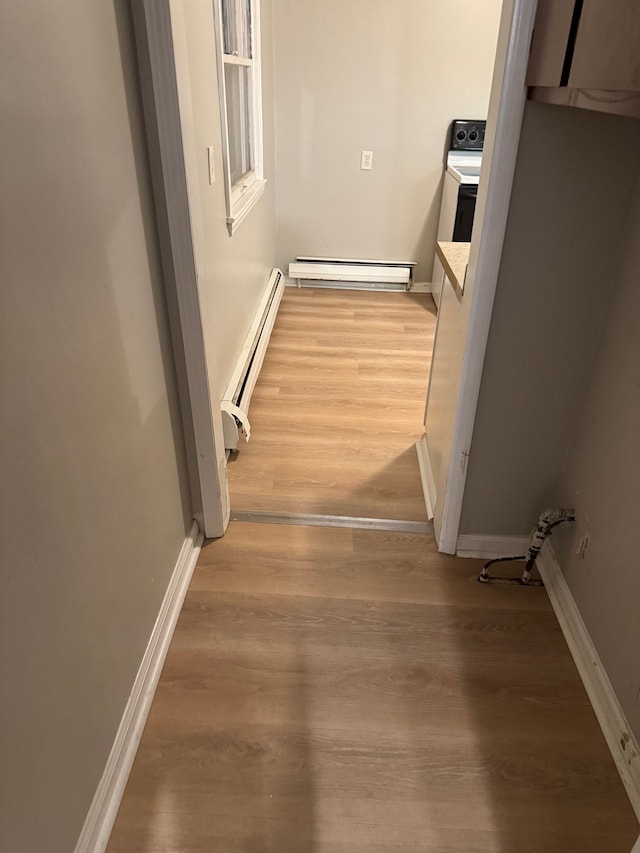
453,184,478,241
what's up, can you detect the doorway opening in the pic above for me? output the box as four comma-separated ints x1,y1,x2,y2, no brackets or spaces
224,1,507,530
226,285,436,522
134,0,535,546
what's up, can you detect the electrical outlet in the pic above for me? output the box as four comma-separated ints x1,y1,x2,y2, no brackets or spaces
207,146,216,184
360,150,373,171
577,532,590,560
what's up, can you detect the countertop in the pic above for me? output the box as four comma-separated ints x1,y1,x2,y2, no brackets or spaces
436,241,470,300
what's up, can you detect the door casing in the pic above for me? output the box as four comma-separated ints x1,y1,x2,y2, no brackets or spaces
431,0,538,553
132,0,538,548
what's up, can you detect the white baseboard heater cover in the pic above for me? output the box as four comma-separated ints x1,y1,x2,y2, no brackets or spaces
288,256,416,290
221,268,284,451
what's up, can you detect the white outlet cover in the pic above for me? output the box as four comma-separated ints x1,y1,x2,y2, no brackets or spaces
360,150,373,170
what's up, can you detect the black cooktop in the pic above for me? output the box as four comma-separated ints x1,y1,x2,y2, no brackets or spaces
450,119,486,152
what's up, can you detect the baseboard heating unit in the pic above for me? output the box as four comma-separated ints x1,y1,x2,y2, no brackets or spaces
221,268,284,451
288,257,416,291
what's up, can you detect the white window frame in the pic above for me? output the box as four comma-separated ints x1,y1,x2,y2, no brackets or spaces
213,0,266,235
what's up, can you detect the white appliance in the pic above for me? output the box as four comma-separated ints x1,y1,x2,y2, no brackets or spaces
431,120,486,309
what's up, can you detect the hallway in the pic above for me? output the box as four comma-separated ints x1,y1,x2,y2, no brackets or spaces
227,288,436,520
107,522,638,851
107,289,638,851
8,1,640,850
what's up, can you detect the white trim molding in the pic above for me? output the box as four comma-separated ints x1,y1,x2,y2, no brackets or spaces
455,533,529,559
435,0,538,554
132,0,229,538
73,521,204,853
227,178,267,234
537,542,640,821
415,436,436,522
212,0,265,235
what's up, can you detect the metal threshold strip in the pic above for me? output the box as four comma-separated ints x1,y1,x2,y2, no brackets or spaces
229,509,434,534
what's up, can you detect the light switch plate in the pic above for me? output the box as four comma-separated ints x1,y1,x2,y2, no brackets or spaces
207,146,216,184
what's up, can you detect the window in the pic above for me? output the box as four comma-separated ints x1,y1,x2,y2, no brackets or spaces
214,0,265,235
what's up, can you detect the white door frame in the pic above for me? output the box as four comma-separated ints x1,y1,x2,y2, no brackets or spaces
131,0,229,539
131,0,538,547
434,0,538,553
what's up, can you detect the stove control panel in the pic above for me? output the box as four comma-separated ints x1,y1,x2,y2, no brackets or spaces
450,120,486,152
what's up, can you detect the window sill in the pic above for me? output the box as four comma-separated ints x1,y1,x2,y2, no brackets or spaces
226,179,267,236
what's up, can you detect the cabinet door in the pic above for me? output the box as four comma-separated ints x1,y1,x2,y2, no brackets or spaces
527,0,576,86
570,1,640,91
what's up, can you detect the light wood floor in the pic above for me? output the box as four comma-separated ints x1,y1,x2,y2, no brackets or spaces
227,288,436,520
108,523,638,852
107,287,638,850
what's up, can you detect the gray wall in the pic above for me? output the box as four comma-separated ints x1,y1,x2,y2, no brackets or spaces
171,0,277,396
272,0,501,281
460,103,639,536
552,176,640,740
0,2,192,850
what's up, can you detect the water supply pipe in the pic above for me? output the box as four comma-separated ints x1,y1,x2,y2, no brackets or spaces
478,507,575,586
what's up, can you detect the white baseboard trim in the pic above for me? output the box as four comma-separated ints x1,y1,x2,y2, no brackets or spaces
537,542,640,821
294,281,408,292
455,533,530,559
282,275,429,294
74,520,204,853
415,436,435,522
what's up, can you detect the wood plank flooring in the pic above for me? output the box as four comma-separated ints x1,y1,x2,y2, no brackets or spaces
107,523,639,852
227,288,436,520
106,287,638,850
